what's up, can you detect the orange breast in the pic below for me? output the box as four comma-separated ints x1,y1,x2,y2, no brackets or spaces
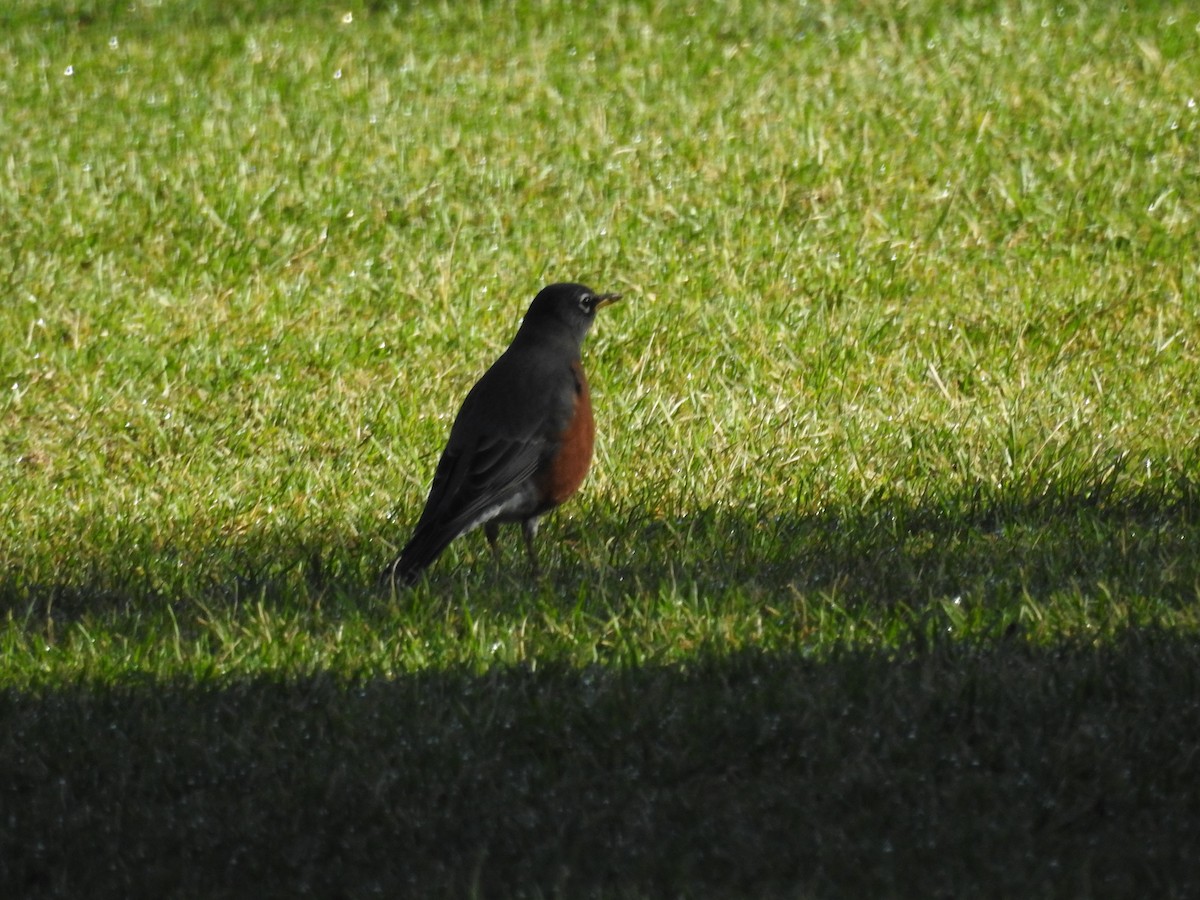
536,362,595,508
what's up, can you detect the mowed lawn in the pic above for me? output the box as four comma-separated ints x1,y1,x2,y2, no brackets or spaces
2,0,1199,895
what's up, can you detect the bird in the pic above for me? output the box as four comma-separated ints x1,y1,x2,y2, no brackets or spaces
382,282,622,586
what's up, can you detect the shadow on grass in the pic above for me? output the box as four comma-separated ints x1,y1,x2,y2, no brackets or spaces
636,462,1200,609
3,632,1200,897
3,460,1199,621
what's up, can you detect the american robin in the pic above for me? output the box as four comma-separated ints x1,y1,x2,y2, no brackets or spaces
383,282,622,586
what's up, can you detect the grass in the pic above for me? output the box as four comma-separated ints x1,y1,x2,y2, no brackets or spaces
5,635,1199,897
1,0,1199,895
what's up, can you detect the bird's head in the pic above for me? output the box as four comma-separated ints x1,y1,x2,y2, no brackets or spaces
520,282,622,345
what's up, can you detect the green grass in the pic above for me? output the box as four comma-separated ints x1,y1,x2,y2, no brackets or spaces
2,0,1199,895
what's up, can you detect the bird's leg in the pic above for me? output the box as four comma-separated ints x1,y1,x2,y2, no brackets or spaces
521,517,542,579
378,558,398,592
484,521,502,570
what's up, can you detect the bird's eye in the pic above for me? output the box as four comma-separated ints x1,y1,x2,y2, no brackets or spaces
578,294,593,313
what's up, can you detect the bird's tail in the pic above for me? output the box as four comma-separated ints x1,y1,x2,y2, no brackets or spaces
380,526,457,589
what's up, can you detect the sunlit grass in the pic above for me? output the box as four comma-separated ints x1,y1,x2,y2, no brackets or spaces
2,0,1197,682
